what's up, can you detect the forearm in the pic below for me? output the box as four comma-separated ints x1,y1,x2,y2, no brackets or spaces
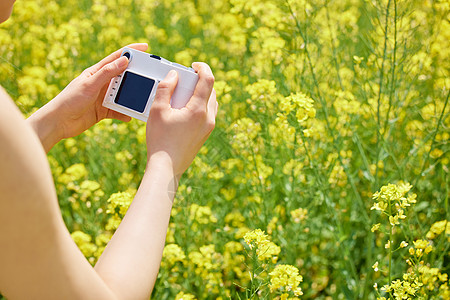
94,153,179,300
27,102,63,153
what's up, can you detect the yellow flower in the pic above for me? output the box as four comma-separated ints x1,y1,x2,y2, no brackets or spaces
385,240,391,249
371,223,381,232
413,239,429,250
58,163,88,184
189,204,218,224
243,229,281,261
188,245,223,292
372,261,379,272
162,244,186,266
80,180,100,191
353,55,364,64
106,191,134,216
229,117,261,151
244,229,268,249
389,215,399,227
280,92,316,124
269,264,303,296
267,216,279,234
290,208,308,223
71,231,97,258
175,291,197,300
224,241,244,253
224,211,245,227
426,220,449,239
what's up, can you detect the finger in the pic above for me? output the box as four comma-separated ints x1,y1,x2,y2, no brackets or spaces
186,62,215,110
214,97,218,117
153,70,179,107
212,88,218,117
89,56,129,88
85,43,148,75
207,88,217,119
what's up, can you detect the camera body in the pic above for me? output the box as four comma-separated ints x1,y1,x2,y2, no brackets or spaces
102,47,199,122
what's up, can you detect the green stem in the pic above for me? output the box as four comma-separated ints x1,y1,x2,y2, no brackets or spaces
388,200,393,299
412,90,449,188
375,0,392,189
324,0,344,91
298,131,360,289
382,0,397,137
289,133,298,210
285,0,369,224
249,144,267,224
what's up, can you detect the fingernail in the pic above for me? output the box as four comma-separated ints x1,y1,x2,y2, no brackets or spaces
116,57,128,68
167,70,177,78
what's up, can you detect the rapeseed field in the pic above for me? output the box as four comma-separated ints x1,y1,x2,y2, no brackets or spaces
0,0,449,299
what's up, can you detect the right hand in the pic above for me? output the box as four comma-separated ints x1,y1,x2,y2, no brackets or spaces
145,62,218,175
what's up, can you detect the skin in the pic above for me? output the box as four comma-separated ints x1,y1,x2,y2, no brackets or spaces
0,0,15,23
0,2,218,298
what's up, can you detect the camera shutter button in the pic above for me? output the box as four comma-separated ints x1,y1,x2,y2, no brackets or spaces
122,51,131,61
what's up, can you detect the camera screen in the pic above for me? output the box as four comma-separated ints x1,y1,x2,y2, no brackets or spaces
114,71,155,113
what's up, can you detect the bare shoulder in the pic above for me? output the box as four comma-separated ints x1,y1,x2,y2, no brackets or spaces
0,86,115,299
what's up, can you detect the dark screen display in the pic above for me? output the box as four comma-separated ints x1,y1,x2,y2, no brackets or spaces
114,71,155,113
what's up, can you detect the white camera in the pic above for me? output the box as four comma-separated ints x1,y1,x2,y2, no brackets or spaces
102,47,199,122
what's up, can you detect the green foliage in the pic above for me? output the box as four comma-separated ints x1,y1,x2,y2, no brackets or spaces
1,0,449,299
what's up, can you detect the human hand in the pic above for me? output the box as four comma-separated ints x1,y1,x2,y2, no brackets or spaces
27,43,148,152
146,62,218,176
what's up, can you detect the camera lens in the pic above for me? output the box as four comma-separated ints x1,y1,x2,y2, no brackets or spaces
123,51,131,60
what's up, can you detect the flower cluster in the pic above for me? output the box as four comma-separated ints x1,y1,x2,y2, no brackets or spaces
188,245,223,293
269,264,303,299
189,203,218,225
162,244,186,266
105,191,135,231
175,291,197,300
244,229,281,262
371,182,416,228
290,208,308,224
426,220,450,240
279,92,316,125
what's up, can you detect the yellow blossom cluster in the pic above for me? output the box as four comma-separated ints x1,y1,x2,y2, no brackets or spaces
188,245,223,293
175,292,197,300
279,92,316,125
426,220,450,240
70,231,112,264
58,163,88,185
371,182,417,228
244,229,281,262
290,208,308,224
375,217,449,300
162,244,186,266
380,278,422,300
269,264,303,299
189,204,218,225
105,191,135,231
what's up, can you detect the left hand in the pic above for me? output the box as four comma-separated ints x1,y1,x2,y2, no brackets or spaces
27,43,148,152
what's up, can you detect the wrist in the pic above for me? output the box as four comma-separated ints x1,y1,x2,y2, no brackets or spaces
145,151,181,204
27,103,63,152
146,151,176,175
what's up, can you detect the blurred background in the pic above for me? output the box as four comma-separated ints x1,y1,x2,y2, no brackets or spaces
0,0,449,299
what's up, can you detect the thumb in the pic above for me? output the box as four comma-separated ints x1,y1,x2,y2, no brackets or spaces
90,56,129,87
153,70,178,106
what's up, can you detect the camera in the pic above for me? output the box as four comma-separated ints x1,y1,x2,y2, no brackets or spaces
102,47,199,122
